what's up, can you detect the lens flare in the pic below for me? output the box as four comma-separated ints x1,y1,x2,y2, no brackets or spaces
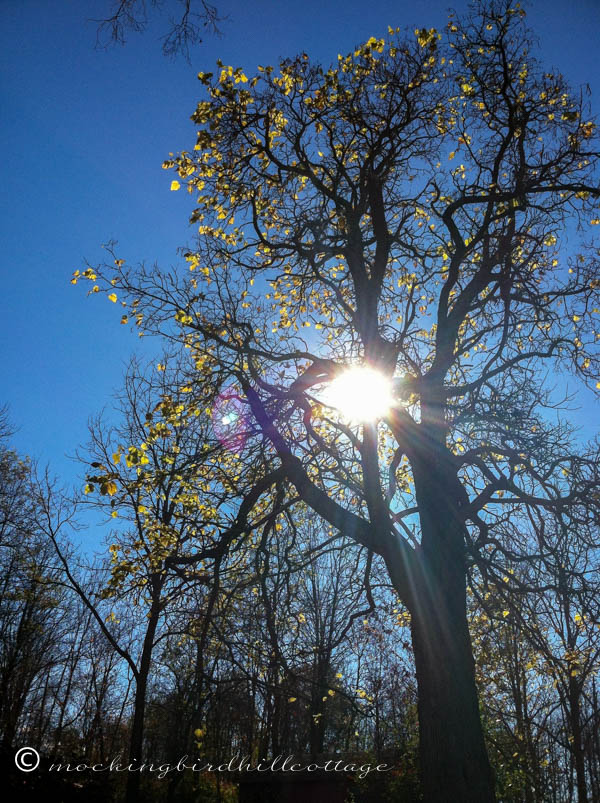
211,390,248,451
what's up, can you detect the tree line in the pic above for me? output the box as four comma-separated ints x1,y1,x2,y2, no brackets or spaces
2,363,600,802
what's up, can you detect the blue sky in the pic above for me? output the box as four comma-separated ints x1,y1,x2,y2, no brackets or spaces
1,0,599,495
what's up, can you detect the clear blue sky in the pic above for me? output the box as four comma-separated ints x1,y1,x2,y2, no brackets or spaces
1,0,599,492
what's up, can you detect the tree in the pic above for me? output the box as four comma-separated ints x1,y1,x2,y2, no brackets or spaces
0,415,130,783
76,1,600,799
0,434,73,754
76,357,228,803
475,510,600,802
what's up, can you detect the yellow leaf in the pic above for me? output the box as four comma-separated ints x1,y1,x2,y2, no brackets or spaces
108,293,117,303
170,180,181,191
415,28,438,48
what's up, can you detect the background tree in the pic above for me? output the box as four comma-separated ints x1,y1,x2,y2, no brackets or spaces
475,507,600,803
75,356,232,803
0,420,80,755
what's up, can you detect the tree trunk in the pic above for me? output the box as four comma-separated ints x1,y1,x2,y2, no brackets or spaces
410,589,495,802
405,446,496,803
568,675,588,803
125,581,162,803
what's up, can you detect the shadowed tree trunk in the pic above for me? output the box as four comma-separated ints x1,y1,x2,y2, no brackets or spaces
410,584,494,802
405,447,495,803
125,576,163,803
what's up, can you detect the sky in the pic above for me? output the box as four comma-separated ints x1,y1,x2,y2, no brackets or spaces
1,0,600,500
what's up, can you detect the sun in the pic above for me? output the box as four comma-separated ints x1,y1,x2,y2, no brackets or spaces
322,365,395,422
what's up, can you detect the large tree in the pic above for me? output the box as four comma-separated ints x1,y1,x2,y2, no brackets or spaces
77,1,600,799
